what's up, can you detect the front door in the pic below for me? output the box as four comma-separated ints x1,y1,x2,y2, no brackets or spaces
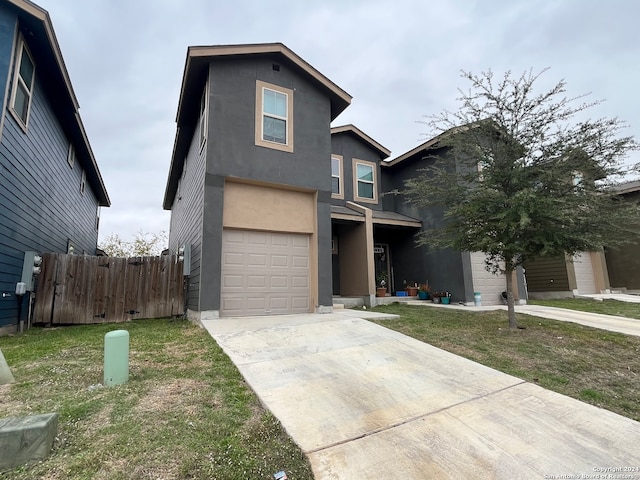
374,243,390,291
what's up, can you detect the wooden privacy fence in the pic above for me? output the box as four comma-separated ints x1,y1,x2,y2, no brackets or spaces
34,253,184,325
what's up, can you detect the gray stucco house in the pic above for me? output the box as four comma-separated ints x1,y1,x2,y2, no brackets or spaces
164,42,527,320
0,0,110,334
163,43,351,320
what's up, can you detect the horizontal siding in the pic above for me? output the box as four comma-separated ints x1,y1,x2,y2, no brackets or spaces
168,110,206,311
0,43,100,327
524,256,570,292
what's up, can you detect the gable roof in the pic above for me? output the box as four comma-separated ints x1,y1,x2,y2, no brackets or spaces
4,0,110,206
612,179,640,195
164,43,352,209
331,124,391,159
383,130,450,168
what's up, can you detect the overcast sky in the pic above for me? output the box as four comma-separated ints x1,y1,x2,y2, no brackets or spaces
35,0,640,245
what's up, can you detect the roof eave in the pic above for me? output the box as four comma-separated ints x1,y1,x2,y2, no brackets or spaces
331,124,391,159
9,0,110,206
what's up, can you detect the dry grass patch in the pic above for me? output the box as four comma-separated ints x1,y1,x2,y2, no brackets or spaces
0,318,313,480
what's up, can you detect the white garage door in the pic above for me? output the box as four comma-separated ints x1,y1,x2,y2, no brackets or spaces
573,252,597,294
221,229,310,316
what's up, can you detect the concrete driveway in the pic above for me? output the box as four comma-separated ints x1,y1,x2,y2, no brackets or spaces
202,311,640,479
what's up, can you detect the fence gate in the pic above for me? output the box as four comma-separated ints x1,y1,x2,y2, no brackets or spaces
33,254,184,325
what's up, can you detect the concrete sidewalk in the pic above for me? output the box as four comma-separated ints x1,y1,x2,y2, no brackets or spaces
202,311,640,479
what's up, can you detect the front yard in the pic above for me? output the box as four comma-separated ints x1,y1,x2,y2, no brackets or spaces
0,319,313,480
369,303,640,422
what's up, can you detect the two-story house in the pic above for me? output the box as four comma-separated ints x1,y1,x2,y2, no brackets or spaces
163,43,351,320
164,43,528,320
331,128,528,306
0,0,110,334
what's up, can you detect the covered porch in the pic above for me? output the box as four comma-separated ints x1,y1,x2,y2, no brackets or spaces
331,202,422,306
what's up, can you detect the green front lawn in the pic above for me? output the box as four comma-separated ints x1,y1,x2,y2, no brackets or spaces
528,297,640,319
368,304,640,422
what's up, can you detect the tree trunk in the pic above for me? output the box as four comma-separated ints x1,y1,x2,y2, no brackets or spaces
505,264,518,329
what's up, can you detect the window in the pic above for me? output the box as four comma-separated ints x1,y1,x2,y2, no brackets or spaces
10,37,35,130
255,80,294,153
198,80,208,149
80,170,86,195
67,144,75,168
331,155,343,199
96,206,101,231
353,159,377,203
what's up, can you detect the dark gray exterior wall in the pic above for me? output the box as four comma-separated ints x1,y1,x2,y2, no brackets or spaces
380,152,470,302
330,132,385,209
168,104,207,311
0,29,101,328
605,189,640,290
198,56,335,311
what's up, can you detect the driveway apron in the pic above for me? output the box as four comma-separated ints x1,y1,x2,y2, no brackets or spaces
202,312,640,479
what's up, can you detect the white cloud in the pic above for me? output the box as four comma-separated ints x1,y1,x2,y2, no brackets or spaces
35,0,640,243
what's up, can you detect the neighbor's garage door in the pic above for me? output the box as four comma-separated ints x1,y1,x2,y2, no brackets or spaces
573,252,597,294
221,229,310,316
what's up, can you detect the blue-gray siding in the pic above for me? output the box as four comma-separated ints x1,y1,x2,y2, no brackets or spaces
0,36,99,327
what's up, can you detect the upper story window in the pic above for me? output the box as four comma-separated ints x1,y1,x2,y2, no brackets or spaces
67,144,76,168
80,170,86,196
331,155,343,199
198,80,208,150
10,36,36,131
353,158,377,203
255,80,294,153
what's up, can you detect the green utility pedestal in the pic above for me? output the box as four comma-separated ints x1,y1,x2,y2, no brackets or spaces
104,330,129,386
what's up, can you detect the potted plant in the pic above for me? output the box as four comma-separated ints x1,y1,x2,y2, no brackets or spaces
406,282,419,297
376,273,388,297
418,283,430,300
432,291,452,304
440,291,452,304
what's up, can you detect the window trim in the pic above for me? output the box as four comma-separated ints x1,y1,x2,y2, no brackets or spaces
352,158,378,204
255,80,294,153
331,154,344,199
9,35,36,132
67,144,75,168
80,170,86,196
198,77,208,151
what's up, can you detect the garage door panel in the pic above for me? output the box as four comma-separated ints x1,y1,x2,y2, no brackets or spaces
223,274,244,289
271,255,289,267
248,232,268,245
224,252,245,266
270,275,289,288
221,230,310,316
247,275,267,288
270,233,289,246
292,296,310,309
291,275,308,288
292,256,308,268
247,253,268,267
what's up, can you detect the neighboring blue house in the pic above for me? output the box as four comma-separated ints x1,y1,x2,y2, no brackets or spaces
0,0,110,334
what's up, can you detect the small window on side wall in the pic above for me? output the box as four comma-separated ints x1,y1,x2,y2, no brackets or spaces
10,36,36,131
353,159,377,204
199,80,208,150
67,144,75,168
331,155,344,199
255,80,293,153
80,170,86,196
